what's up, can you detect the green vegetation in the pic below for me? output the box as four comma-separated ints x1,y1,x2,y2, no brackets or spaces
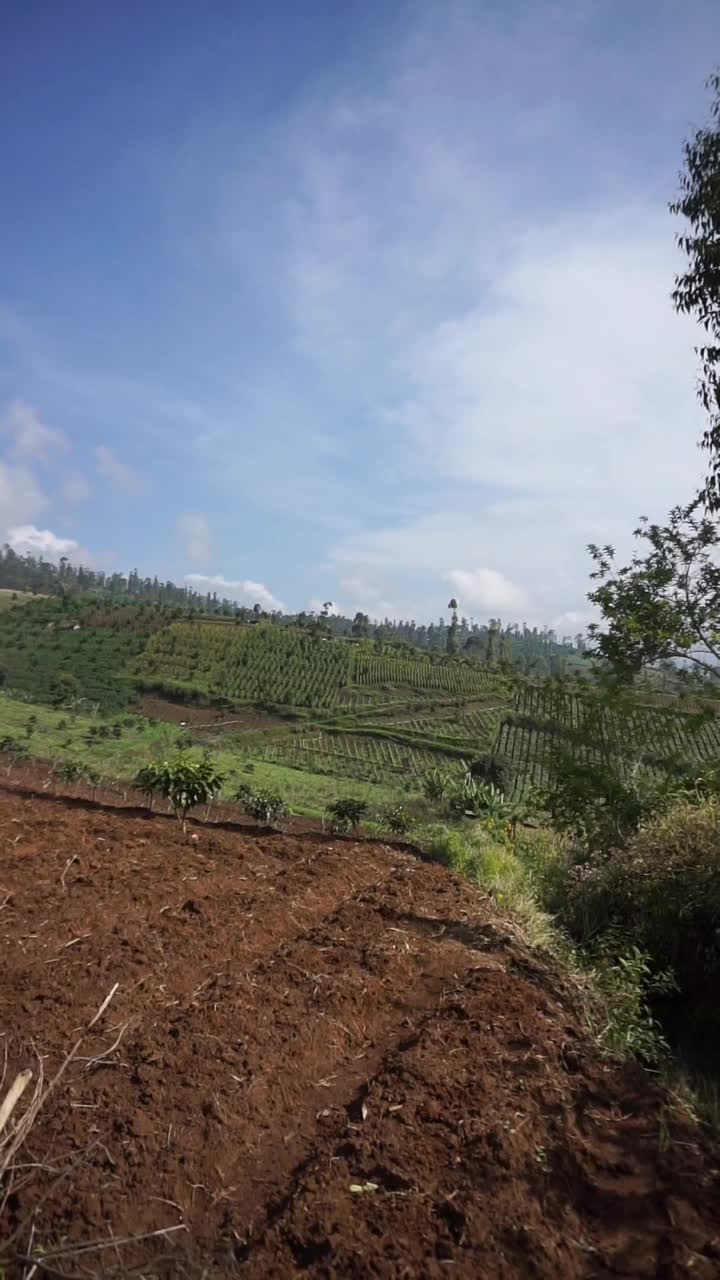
670,69,720,510
134,755,225,831
492,682,720,800
0,588,40,612
133,620,353,706
0,691,412,817
0,595,180,710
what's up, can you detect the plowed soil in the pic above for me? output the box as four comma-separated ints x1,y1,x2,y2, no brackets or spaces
1,781,719,1279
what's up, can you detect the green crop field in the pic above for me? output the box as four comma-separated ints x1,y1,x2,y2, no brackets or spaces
133,622,354,707
0,588,41,612
0,692,411,817
0,596,181,711
132,620,503,710
352,650,501,694
493,683,720,798
259,730,463,786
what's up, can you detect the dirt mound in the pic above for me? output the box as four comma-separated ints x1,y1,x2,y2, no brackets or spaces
0,785,719,1278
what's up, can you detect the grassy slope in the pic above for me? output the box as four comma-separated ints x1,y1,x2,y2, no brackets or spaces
0,589,43,611
0,693,406,817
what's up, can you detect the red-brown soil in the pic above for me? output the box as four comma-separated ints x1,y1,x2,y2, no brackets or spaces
1,782,719,1278
139,694,285,731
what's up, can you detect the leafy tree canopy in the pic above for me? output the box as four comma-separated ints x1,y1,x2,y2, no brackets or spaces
671,70,720,509
587,504,720,684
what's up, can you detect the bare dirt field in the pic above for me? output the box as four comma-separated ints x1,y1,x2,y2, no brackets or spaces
1,781,719,1278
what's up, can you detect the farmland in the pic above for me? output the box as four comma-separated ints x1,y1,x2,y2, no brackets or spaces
4,592,720,809
494,683,720,798
2,780,719,1277
3,598,720,813
133,619,499,708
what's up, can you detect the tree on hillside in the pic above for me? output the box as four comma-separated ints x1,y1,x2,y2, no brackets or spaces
446,598,459,656
671,69,720,510
587,504,720,684
351,611,370,639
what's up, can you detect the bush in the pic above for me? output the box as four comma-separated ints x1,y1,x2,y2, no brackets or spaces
560,798,720,1023
134,754,225,831
583,940,674,1064
382,804,411,835
235,785,287,825
421,768,452,804
468,753,514,794
326,797,368,833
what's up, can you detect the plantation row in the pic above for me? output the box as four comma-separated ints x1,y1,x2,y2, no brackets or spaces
134,622,353,707
133,622,504,709
401,710,502,740
351,651,503,694
494,685,720,798
260,731,453,785
0,597,170,710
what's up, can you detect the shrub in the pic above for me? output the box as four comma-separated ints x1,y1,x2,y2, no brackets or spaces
58,762,83,784
133,754,225,832
446,771,511,822
561,797,720,1024
468,753,514,794
583,940,674,1064
382,804,411,835
235,786,287,825
326,797,368,833
421,768,452,804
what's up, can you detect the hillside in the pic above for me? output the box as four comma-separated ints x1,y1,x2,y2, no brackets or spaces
1,779,719,1277
3,597,720,810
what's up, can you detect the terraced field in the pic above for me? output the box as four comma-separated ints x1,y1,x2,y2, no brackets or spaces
2,780,719,1277
494,684,720,798
260,731,460,784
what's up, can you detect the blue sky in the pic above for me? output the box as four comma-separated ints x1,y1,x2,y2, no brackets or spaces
1,0,719,627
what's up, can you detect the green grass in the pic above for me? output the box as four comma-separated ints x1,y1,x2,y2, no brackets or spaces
0,692,181,777
0,588,41,611
0,692,410,818
212,755,409,817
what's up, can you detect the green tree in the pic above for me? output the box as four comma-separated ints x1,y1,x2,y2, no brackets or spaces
134,754,225,832
351,611,370,639
446,598,459,656
587,504,720,684
671,70,720,509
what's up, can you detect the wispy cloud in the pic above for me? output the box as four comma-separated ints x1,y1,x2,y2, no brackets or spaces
95,446,141,493
185,572,284,612
0,462,47,535
177,512,212,564
60,470,92,504
445,568,527,614
1,399,68,462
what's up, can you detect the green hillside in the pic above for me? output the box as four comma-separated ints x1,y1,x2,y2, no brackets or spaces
493,683,720,798
131,620,499,708
0,596,181,711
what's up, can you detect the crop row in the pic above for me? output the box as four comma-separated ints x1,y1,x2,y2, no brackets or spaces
134,623,353,708
495,685,720,797
262,731,454,784
352,652,503,694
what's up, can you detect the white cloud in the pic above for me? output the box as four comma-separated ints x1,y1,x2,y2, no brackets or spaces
308,598,342,616
95,445,141,492
0,462,47,533
5,524,88,563
60,470,92,504
1,399,68,462
185,572,284,612
177,513,212,564
445,568,527,613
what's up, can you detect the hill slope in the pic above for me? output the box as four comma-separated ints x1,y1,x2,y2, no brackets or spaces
1,782,718,1277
